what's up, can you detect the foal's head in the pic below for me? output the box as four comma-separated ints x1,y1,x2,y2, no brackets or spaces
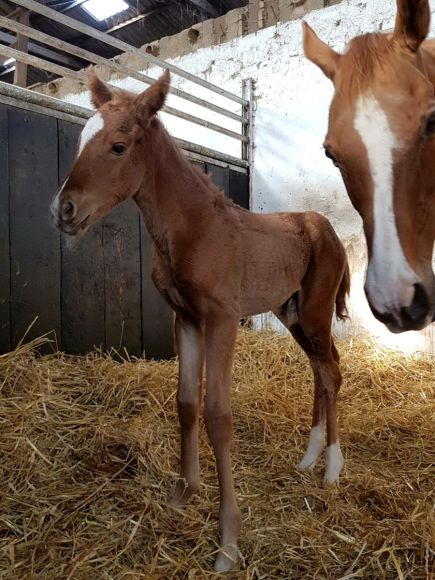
51,68,170,236
303,0,435,332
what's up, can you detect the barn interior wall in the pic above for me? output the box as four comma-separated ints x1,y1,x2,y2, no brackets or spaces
36,0,435,353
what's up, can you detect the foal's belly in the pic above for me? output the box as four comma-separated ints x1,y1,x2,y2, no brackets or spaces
239,267,302,317
237,213,310,317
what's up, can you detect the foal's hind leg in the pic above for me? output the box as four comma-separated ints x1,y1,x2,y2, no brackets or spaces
274,304,326,472
275,294,344,485
297,312,344,485
172,316,204,506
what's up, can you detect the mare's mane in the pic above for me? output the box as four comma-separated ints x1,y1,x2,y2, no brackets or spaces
340,33,396,95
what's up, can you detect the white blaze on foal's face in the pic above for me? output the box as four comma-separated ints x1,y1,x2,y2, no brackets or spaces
353,93,418,316
78,112,105,156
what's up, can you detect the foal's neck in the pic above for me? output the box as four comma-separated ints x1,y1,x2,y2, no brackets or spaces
421,39,435,87
134,119,216,251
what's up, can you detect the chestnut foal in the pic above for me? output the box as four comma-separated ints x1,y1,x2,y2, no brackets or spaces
303,0,435,332
52,69,349,571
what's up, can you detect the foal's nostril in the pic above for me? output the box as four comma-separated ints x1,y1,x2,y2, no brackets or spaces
61,200,76,222
401,283,429,323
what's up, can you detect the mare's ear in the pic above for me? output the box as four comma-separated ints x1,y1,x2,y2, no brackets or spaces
136,69,170,129
393,0,430,51
86,67,113,109
302,21,341,82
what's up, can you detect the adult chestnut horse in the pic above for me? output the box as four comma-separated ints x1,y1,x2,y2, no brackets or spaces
51,69,349,571
303,0,435,333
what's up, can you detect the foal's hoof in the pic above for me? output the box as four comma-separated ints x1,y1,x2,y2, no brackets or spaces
170,479,199,508
323,444,344,486
297,457,317,472
214,544,239,572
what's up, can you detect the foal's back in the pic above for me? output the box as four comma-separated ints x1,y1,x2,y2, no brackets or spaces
215,201,346,318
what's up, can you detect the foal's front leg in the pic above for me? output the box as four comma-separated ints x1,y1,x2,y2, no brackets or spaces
203,313,241,572
172,316,204,506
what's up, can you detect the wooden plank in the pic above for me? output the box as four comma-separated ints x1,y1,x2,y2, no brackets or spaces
229,170,249,209
13,9,29,88
103,201,142,357
9,107,60,348
58,119,105,354
191,159,205,175
206,163,230,197
0,105,10,352
140,222,174,360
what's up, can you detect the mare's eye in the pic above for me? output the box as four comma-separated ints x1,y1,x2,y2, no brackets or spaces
324,147,340,167
421,109,435,138
112,143,126,155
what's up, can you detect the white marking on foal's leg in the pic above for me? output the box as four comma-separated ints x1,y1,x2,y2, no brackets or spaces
78,112,104,156
298,422,325,471
324,442,344,485
354,94,418,315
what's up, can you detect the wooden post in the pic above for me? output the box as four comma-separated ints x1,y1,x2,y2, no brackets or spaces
13,8,29,87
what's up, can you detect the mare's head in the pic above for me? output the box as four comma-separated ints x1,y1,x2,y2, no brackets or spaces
303,0,435,332
51,68,170,236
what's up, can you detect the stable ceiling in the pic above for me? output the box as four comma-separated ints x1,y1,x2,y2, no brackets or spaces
0,0,248,86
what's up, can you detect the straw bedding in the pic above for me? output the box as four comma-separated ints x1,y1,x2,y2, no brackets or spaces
0,329,433,579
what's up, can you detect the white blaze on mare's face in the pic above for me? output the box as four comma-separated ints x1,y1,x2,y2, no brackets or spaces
354,94,418,316
78,112,104,156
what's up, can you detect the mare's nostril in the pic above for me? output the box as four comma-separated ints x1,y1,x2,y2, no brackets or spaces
401,283,429,323
62,200,76,221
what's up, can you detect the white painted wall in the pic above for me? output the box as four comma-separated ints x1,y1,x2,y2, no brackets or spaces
62,0,435,353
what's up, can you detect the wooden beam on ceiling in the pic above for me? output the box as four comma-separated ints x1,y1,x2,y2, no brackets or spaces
106,9,158,34
0,29,84,68
186,0,220,18
61,0,89,13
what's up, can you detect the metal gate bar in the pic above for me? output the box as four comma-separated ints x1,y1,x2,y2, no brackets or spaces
9,0,248,106
0,82,249,171
1,0,254,171
0,15,245,124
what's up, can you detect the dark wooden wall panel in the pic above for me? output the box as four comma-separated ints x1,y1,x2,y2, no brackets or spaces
58,120,105,354
104,201,142,357
8,108,60,347
0,107,10,352
206,163,230,196
229,171,249,209
0,102,249,357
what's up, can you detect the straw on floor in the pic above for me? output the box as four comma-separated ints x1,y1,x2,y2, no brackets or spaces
0,329,433,579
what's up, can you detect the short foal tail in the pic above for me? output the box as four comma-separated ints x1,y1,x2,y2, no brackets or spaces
335,260,350,321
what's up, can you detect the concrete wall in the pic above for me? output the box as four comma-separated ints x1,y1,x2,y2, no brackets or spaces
35,0,435,353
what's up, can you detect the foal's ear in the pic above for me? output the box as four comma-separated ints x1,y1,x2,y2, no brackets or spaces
136,69,170,128
393,0,430,51
86,67,113,109
302,21,341,82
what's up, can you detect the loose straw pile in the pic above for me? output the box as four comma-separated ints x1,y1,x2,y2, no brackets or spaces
0,329,433,579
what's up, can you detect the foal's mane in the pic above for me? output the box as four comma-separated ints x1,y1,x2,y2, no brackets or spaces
340,33,396,96
110,87,239,210
151,113,237,209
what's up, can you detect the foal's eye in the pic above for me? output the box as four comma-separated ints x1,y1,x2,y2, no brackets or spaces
324,147,340,167
112,143,126,155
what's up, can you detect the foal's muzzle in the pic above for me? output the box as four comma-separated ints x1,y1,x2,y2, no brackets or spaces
51,196,87,235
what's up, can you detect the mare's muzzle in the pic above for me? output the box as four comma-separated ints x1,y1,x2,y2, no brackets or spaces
367,283,432,333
